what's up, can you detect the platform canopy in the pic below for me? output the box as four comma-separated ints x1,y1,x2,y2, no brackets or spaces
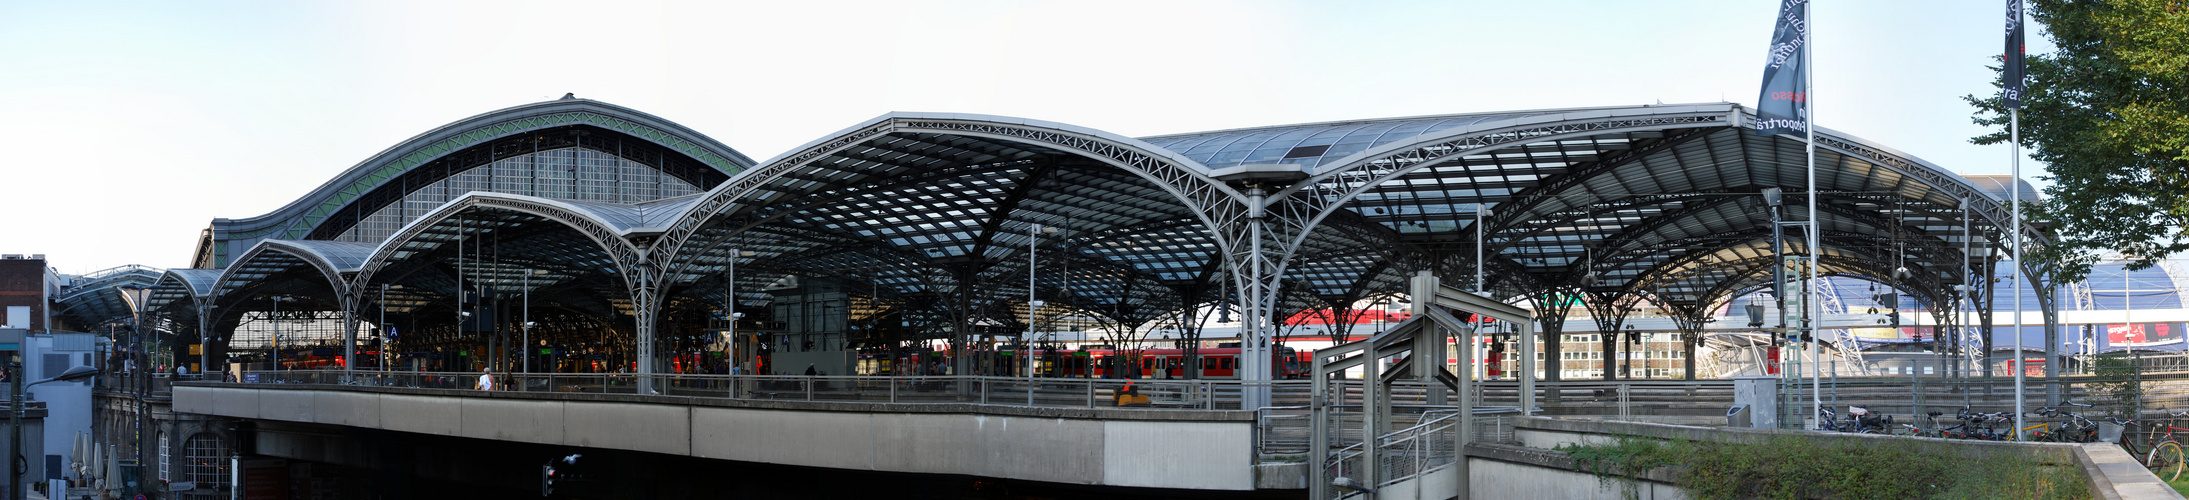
104,100,2060,377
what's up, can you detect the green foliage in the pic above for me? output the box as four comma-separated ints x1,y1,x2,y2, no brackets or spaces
1966,0,2189,276
2089,352,2146,418
1557,437,1685,492
1557,435,2088,500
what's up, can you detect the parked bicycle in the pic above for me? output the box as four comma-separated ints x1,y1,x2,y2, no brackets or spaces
2024,404,2098,443
1901,410,1945,437
1817,405,1892,434
2144,410,2189,448
2107,417,2186,481
1948,406,2012,441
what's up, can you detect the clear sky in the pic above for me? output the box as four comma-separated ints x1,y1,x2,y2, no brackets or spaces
0,0,2049,275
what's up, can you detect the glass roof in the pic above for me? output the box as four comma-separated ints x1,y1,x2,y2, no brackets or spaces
1139,112,1548,171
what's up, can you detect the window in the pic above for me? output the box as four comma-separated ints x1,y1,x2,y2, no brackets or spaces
185,433,230,490
157,432,169,481
1220,358,1233,370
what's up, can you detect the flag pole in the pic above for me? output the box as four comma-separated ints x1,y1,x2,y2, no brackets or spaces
1804,0,1822,429
2011,107,2025,440
2005,0,2027,442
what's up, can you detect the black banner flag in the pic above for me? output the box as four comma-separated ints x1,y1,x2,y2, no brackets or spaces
1754,0,1809,136
2004,0,2027,109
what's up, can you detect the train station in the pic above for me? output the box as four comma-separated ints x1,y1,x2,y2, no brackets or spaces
21,93,2170,498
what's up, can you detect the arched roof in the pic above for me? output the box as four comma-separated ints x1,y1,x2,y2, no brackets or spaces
195,97,756,268
212,240,379,305
351,191,648,300
152,100,2065,354
148,268,221,311
1220,103,2047,318
652,112,1246,332
50,264,162,331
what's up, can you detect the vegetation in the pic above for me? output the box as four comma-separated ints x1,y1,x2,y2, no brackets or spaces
1965,0,2189,279
1557,435,2088,499
2087,352,2146,419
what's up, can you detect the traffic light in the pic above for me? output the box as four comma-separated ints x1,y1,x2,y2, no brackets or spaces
542,463,556,496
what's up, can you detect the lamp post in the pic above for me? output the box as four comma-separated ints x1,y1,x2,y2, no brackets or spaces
115,285,155,499
268,295,287,372
381,284,400,373
718,249,756,376
523,269,546,376
1026,224,1057,398
10,365,97,500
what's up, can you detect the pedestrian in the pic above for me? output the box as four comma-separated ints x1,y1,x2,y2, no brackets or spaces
476,367,495,391
804,364,818,376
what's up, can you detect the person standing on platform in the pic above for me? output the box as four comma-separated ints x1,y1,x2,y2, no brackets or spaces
476,367,495,391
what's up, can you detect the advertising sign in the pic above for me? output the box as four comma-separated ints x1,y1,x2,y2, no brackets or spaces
2107,322,2187,347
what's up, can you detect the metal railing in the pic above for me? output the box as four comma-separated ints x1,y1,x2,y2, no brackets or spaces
1773,374,2189,432
225,369,1319,411
1322,409,1464,498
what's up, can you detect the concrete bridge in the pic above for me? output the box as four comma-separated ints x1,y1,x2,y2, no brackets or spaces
173,375,1276,494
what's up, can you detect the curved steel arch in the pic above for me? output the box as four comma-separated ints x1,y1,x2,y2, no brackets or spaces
652,112,1247,278
202,98,756,267
349,192,648,293
1264,105,2051,294
211,240,378,306
155,269,221,310
1590,194,1962,289
1265,104,1736,260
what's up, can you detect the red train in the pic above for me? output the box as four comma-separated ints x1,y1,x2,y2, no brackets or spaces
1030,346,1310,379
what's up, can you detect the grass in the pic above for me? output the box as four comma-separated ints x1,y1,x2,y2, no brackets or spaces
2170,474,2189,496
1556,435,2090,500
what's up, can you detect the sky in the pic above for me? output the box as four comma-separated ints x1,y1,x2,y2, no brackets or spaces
0,0,2051,275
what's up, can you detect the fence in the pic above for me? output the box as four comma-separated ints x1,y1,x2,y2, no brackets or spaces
1773,373,2189,432
228,369,1321,411
1321,410,1465,498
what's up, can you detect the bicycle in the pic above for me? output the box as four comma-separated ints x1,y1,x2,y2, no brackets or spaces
1902,410,1949,438
1816,405,1891,434
1950,407,2012,441
2024,407,2097,442
2108,417,2186,482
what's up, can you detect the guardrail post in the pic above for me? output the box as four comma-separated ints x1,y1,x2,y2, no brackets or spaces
1085,380,1094,408
1619,383,1631,420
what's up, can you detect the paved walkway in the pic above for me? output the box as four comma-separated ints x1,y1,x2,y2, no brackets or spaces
2079,443,2186,500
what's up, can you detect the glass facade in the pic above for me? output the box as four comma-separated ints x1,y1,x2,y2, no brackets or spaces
338,147,701,242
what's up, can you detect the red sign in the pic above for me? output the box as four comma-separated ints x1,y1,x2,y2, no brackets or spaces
1766,346,1781,375
1282,308,1412,325
2107,323,2186,347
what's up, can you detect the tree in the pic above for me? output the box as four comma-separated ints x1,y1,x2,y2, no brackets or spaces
1966,0,2189,280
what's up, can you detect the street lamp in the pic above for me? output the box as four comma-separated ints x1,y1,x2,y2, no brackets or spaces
725,249,754,375
1023,223,1060,405
1026,224,1057,388
268,295,288,371
114,284,155,499
523,269,546,376
10,364,96,500
380,284,401,373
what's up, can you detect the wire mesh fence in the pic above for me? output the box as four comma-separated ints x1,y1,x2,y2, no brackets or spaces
227,370,1321,411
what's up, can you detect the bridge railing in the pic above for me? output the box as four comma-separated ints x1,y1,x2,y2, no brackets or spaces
1320,409,1465,498
227,370,1317,411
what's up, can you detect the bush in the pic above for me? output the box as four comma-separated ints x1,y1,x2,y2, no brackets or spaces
1557,435,2087,499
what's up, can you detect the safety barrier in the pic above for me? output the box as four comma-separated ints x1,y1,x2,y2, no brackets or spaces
229,369,1317,411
